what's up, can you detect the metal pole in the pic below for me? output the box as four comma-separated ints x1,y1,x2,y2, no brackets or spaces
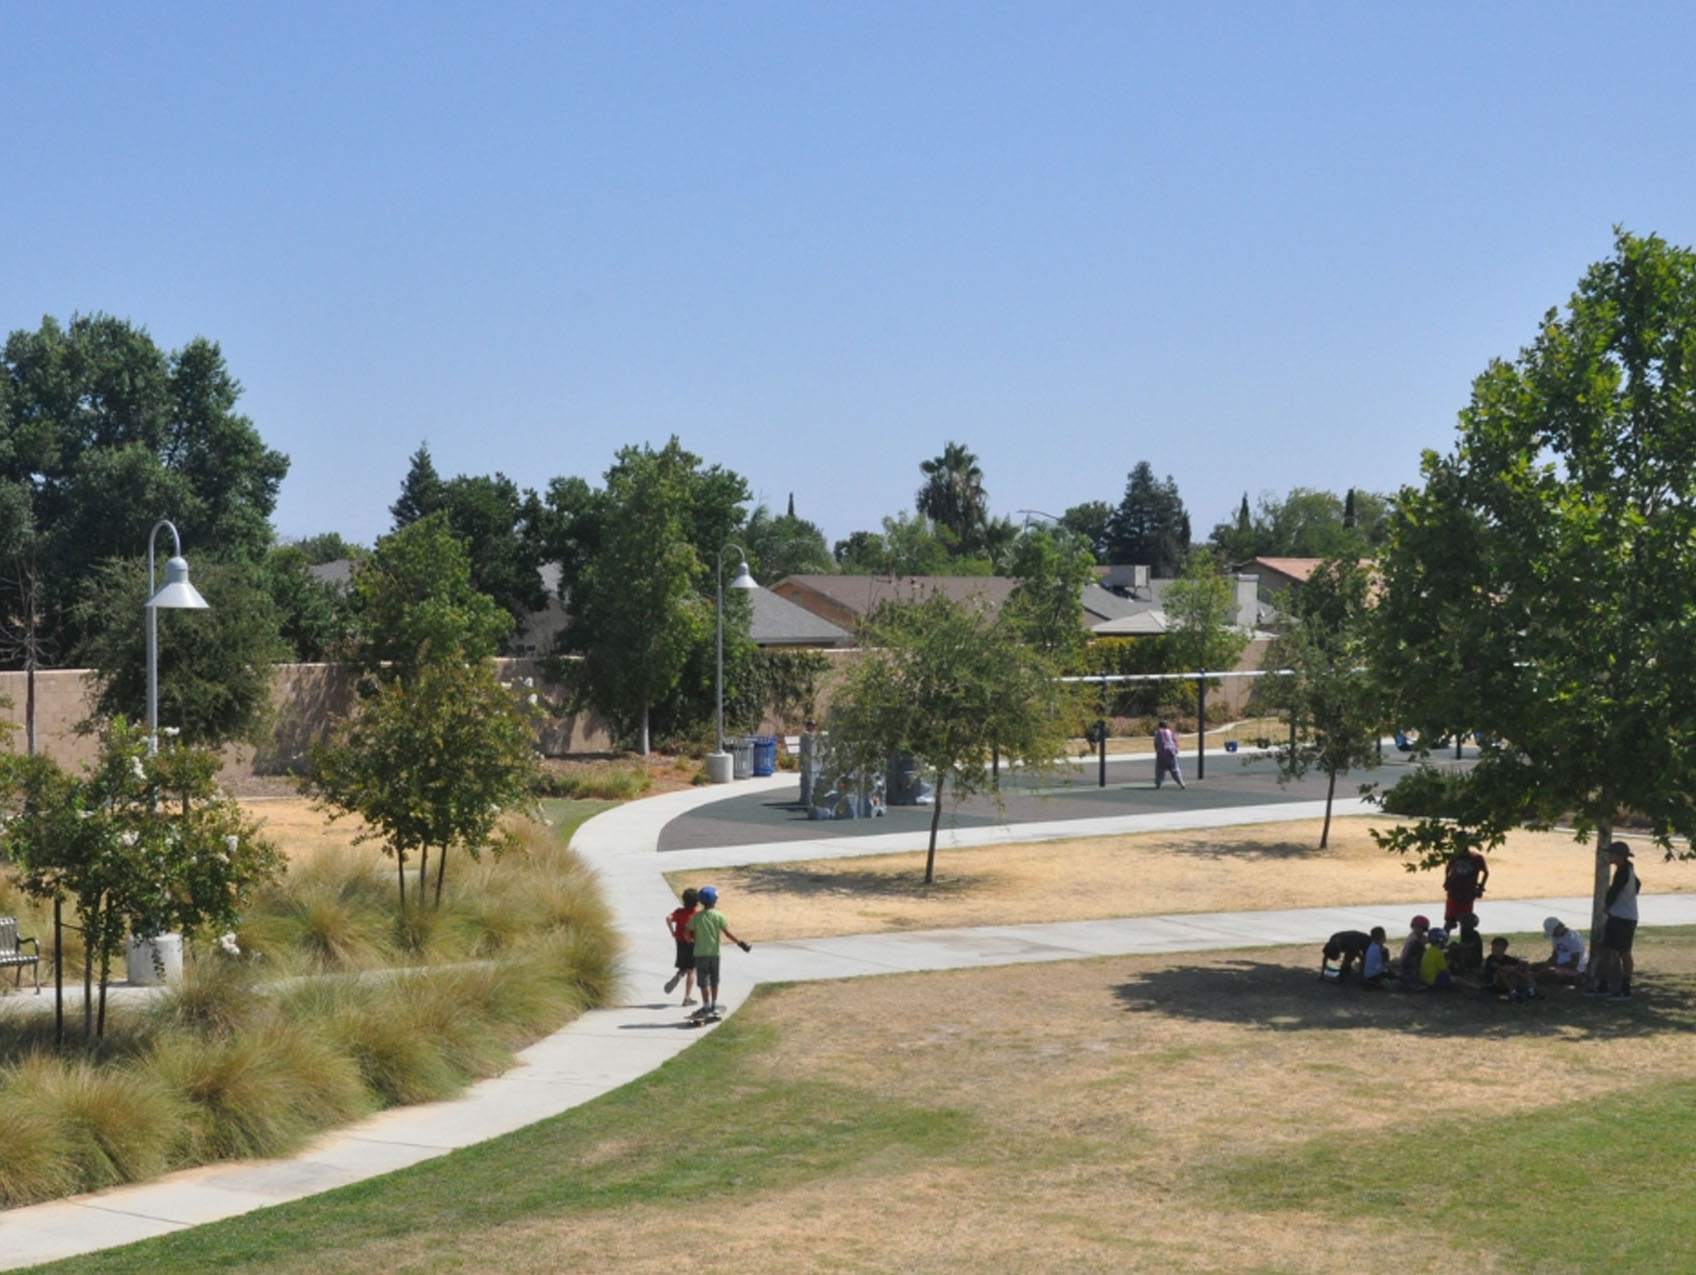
1099,670,1108,788
1196,674,1207,780
145,519,182,756
715,550,725,754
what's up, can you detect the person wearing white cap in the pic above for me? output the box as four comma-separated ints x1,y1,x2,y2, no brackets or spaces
1535,916,1585,986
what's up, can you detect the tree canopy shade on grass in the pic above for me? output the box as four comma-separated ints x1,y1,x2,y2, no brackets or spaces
1370,229,1696,941
1252,557,1380,847
828,591,1069,884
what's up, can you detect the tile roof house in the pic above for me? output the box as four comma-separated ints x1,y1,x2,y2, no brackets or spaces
769,575,1020,633
773,569,1264,638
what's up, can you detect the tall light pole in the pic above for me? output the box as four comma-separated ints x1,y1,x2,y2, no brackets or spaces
146,519,210,755
708,542,757,783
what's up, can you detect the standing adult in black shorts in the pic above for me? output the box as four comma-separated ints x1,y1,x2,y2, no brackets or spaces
1591,841,1641,1000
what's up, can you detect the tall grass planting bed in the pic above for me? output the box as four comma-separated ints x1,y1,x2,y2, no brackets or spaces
0,814,619,1208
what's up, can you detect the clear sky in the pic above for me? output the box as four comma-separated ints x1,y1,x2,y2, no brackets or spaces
5,3,1695,552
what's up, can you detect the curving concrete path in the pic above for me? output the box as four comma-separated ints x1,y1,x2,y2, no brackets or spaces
5,776,1694,1270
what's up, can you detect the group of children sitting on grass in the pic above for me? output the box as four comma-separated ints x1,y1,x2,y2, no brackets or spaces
1321,913,1586,1000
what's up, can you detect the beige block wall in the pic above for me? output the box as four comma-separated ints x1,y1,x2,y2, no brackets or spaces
0,659,618,779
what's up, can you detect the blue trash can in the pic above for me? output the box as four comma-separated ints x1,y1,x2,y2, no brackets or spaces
751,735,777,776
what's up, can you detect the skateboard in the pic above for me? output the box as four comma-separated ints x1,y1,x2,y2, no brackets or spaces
684,1008,723,1028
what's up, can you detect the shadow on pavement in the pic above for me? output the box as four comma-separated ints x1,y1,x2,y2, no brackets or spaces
1112,957,1696,1041
723,863,989,899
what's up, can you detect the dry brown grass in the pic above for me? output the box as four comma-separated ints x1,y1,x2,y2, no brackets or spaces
229,939,1696,1275
669,816,1696,941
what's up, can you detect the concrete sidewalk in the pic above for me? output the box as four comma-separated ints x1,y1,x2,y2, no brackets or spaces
2,777,1686,1269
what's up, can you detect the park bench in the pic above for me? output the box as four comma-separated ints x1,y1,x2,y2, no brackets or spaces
0,917,40,993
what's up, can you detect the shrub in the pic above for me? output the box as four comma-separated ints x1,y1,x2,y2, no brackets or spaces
143,1023,365,1161
536,763,652,801
0,1054,181,1195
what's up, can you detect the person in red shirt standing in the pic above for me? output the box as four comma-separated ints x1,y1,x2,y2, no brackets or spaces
663,887,700,1005
1443,846,1489,927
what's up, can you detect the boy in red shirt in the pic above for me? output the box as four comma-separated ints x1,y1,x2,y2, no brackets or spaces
663,887,700,1005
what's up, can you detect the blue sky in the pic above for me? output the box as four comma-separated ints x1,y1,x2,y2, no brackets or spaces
5,3,1695,552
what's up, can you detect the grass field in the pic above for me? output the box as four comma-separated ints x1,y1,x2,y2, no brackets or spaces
27,925,1696,1275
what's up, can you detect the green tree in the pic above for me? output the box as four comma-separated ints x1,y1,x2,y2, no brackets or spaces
0,719,280,1038
73,556,289,748
289,531,361,566
309,656,540,911
389,443,445,527
1059,501,1113,563
916,441,988,553
1004,526,1095,659
0,314,288,661
391,451,546,639
743,498,834,581
263,544,355,662
553,440,741,753
829,592,1069,883
1163,548,1249,680
1207,487,1392,564
1106,462,1189,575
351,512,511,683
1253,558,1381,846
1369,229,1696,946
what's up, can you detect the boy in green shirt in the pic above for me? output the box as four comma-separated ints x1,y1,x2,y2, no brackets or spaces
687,886,751,1020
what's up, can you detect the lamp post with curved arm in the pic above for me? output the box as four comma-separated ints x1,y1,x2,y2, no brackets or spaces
708,542,758,783
145,519,210,755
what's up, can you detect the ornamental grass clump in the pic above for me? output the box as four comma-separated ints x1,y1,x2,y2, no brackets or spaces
0,1053,181,1198
0,805,621,1207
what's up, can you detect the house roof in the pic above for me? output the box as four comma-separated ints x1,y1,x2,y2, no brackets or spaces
1241,557,1373,585
773,574,1020,617
1091,609,1170,636
747,586,850,646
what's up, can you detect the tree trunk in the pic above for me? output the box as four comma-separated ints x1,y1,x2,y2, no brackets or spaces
418,844,428,902
83,914,93,1043
397,851,407,912
1588,820,1612,983
1321,766,1337,848
96,926,111,1041
640,703,650,756
433,844,448,908
924,771,945,884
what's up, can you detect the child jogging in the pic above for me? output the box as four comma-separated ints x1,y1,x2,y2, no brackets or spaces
663,887,701,1005
687,885,751,1022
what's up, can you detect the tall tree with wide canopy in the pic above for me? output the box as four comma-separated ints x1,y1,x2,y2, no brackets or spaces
1105,461,1189,575
549,438,748,753
0,314,287,663
390,446,546,639
1370,230,1696,948
916,441,988,553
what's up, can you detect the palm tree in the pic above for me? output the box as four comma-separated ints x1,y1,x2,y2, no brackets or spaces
916,442,988,553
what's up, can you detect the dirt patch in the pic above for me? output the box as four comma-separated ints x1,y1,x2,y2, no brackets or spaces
669,816,1696,940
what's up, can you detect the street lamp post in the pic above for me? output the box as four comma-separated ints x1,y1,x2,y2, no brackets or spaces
145,519,210,754
707,542,757,784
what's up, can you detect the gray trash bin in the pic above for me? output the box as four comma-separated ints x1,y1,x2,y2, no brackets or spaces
731,737,755,779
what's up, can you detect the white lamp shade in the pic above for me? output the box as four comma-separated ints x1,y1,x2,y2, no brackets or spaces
147,556,211,610
728,560,758,591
